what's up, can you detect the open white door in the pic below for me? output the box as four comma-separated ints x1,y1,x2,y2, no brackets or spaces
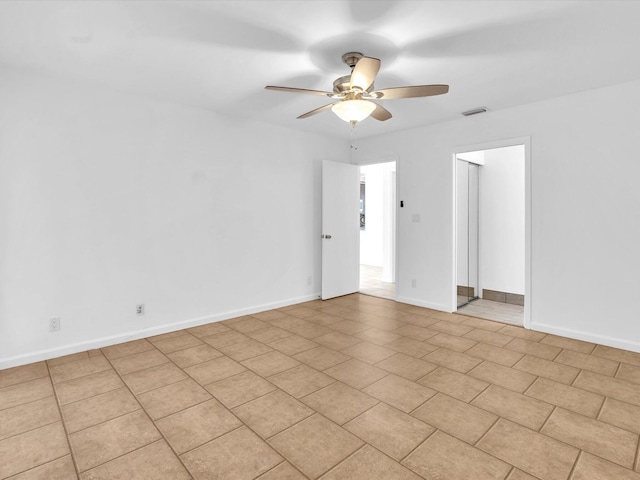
322,160,360,300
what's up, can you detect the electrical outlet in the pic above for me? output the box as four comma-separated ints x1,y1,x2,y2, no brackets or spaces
307,276,313,286
411,279,417,288
136,304,145,316
49,317,61,332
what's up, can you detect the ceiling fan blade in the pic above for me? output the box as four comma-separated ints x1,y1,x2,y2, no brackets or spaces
350,56,380,91
265,86,333,96
371,103,392,121
297,103,334,119
373,84,449,99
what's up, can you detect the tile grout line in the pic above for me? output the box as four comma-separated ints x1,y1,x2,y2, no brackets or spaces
311,444,369,479
552,347,564,362
0,373,50,393
62,399,144,435
208,377,277,410
537,402,556,434
254,459,312,480
0,419,64,449
397,426,439,465
45,361,82,479
477,416,586,478
473,415,502,447
566,449,583,480
537,405,556,433
0,388,56,415
570,368,582,387
613,360,623,379
55,380,124,411
2,455,72,480
565,444,640,477
177,424,246,457
526,412,640,475
174,347,345,471
93,349,197,478
49,365,114,389
594,395,607,420
261,404,374,476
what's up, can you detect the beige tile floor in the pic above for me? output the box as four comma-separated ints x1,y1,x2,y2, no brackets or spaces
360,264,395,300
2,294,640,479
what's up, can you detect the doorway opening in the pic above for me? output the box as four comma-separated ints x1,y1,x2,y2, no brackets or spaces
359,161,396,300
455,143,527,326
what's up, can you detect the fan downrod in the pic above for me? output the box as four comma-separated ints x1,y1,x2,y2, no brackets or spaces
341,52,364,69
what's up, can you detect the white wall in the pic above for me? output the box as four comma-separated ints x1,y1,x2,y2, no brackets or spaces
480,145,525,295
359,164,384,266
0,71,347,368
353,79,640,353
381,165,396,283
359,162,396,282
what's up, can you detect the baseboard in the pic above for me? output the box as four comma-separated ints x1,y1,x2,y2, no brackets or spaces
0,293,322,370
396,296,451,313
531,321,640,354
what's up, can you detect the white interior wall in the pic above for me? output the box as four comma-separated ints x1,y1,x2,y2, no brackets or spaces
359,161,396,280
381,163,396,283
353,78,640,353
479,145,525,295
359,164,384,266
0,71,347,368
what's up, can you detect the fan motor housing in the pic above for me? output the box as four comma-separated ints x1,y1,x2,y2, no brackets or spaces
333,75,351,93
333,75,374,94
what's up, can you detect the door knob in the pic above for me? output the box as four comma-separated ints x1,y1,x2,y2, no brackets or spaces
322,234,332,239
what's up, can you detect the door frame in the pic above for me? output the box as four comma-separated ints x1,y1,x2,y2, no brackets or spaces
455,158,481,308
353,155,399,301
451,137,532,328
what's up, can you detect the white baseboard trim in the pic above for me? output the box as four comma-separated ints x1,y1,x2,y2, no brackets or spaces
531,321,640,354
0,293,322,370
396,296,451,313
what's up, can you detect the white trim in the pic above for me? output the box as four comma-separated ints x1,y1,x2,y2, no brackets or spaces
532,322,640,354
451,136,532,328
0,293,321,369
451,154,458,313
396,296,451,313
351,154,399,167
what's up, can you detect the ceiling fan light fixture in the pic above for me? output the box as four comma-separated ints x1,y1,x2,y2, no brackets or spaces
331,99,376,124
266,53,448,124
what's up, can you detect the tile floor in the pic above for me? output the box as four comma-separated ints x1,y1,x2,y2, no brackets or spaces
458,299,525,326
2,294,640,479
360,264,395,300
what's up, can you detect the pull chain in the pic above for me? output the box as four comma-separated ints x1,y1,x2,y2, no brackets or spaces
350,121,358,151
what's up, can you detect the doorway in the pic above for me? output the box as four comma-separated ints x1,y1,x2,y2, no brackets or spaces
455,143,527,325
358,161,396,300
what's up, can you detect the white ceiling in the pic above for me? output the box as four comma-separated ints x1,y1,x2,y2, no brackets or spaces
2,0,640,139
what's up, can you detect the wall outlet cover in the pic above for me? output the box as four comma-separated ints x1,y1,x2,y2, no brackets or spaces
49,317,61,332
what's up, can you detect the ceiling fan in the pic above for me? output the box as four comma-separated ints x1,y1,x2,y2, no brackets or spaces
265,52,449,125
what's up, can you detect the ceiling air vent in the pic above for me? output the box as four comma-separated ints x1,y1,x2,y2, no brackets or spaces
462,107,489,117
